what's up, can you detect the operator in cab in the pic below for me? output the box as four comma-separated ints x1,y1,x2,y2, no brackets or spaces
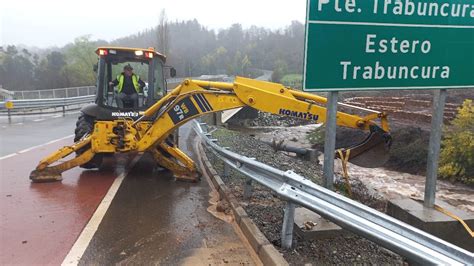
109,64,146,108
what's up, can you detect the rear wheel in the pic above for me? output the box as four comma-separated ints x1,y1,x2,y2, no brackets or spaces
74,114,103,169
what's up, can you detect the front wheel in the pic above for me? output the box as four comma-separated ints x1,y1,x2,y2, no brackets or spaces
74,114,103,169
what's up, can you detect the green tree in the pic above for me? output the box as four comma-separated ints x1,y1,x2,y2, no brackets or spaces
157,9,170,55
241,55,252,76
35,51,68,89
64,36,97,86
439,99,474,184
201,53,217,74
271,59,288,83
0,45,35,90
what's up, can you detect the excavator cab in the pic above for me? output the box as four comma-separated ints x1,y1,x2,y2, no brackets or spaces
57,47,175,171
91,47,174,119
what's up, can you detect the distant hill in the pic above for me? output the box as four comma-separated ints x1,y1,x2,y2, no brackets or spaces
1,19,304,91
110,19,305,78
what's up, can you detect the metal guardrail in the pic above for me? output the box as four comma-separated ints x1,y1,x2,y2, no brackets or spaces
12,86,96,100
193,120,473,265
0,95,96,123
6,75,228,100
8,75,227,100
0,95,95,110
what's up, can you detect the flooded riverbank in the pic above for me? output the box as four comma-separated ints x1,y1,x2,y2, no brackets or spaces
231,124,474,214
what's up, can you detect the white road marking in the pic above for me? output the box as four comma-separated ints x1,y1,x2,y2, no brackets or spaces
52,115,63,118
61,155,141,266
0,154,16,160
33,118,45,122
0,134,74,160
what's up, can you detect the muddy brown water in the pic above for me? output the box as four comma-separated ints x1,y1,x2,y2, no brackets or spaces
238,124,474,214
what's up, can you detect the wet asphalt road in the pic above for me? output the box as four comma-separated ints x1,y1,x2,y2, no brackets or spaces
0,136,118,265
1,114,258,264
79,123,257,265
0,113,79,156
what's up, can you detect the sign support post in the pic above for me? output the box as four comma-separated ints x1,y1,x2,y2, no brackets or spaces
5,100,13,124
322,91,338,189
424,89,447,208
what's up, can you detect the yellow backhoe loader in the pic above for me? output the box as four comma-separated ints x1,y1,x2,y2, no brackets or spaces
30,47,391,182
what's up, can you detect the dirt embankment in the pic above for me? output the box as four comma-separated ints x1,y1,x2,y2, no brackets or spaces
340,89,472,122
338,90,473,177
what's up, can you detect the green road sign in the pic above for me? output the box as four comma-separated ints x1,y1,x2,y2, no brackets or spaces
303,0,474,91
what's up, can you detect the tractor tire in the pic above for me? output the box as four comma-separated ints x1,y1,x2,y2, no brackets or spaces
74,114,103,169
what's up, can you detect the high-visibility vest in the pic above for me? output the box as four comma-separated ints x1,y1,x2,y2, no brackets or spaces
117,74,140,93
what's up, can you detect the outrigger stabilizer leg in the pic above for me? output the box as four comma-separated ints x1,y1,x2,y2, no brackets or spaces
151,142,201,182
30,135,201,183
30,136,94,182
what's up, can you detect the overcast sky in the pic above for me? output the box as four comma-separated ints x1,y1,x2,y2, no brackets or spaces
1,0,306,48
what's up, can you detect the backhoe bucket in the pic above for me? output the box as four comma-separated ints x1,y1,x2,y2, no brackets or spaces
30,169,63,183
338,129,391,168
29,141,95,183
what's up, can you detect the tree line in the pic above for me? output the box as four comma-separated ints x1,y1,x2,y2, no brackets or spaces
0,36,102,91
0,18,304,91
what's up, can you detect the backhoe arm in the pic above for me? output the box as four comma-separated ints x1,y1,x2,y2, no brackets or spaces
135,76,389,152
30,76,390,182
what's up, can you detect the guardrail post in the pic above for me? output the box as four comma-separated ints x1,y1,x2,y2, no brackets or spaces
243,157,256,199
62,105,66,116
223,161,230,178
243,177,253,200
323,91,338,190
7,109,12,124
281,201,296,249
424,89,447,208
